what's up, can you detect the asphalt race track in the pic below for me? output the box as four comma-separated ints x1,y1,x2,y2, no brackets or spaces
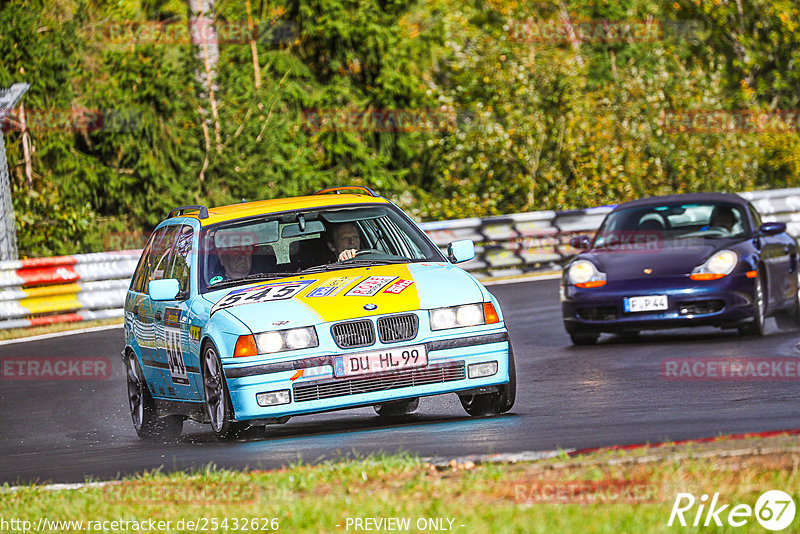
2,278,799,484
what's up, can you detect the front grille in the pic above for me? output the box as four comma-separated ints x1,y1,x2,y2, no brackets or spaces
577,306,618,321
331,320,375,349
377,314,418,343
293,361,466,402
679,300,724,315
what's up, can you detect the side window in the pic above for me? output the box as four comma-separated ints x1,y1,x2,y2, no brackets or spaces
748,203,762,230
131,235,154,293
168,225,194,296
149,226,180,282
133,225,180,294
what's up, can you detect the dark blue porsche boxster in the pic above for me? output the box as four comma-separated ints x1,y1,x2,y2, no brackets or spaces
561,193,800,344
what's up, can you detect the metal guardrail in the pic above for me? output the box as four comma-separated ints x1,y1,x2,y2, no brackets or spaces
0,252,139,329
2,188,799,330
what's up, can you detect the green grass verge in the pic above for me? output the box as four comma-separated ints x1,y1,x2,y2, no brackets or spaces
0,318,123,341
2,446,798,533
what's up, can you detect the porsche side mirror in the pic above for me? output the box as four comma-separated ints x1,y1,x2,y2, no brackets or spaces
758,222,786,235
569,235,592,250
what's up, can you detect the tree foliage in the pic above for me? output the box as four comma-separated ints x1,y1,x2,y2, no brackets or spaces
0,0,797,257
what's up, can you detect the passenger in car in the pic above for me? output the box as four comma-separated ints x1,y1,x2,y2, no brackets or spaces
218,248,252,279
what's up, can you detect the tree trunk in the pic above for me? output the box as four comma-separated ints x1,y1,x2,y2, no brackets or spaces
188,0,222,154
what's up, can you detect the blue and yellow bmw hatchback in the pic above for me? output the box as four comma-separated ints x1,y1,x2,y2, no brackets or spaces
123,187,515,440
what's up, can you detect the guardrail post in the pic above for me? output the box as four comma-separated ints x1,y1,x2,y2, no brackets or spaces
0,83,30,261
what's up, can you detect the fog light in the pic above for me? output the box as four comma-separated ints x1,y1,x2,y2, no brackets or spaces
468,361,498,379
256,389,291,407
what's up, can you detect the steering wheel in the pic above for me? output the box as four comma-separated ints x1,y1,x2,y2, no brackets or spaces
340,249,382,261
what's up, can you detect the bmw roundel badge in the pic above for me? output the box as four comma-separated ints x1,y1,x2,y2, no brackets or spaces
363,303,377,311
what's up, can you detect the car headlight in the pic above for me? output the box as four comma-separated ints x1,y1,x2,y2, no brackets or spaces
690,250,738,281
429,303,500,331
567,260,607,288
235,327,318,357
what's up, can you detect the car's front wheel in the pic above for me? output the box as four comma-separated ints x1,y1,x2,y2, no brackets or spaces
775,271,800,330
202,342,247,441
569,332,599,345
740,270,767,336
459,346,516,417
374,398,419,417
126,351,183,441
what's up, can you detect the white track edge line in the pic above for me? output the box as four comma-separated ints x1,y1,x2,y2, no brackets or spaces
0,324,123,346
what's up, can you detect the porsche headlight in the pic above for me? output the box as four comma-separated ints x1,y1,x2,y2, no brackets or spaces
429,303,499,331
567,260,607,288
690,250,738,281
253,327,318,355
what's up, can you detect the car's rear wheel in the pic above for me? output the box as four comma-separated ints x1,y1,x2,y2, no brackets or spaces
374,398,419,416
459,346,516,417
775,271,800,330
740,270,766,336
126,352,183,441
202,342,247,441
569,332,599,345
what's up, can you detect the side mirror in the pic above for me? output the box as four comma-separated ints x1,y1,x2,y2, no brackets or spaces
149,279,180,301
447,240,475,264
569,235,592,250
759,222,786,235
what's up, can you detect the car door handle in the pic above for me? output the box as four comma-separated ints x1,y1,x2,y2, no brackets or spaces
155,311,162,321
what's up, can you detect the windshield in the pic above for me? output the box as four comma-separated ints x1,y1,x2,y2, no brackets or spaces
593,202,750,249
198,204,444,293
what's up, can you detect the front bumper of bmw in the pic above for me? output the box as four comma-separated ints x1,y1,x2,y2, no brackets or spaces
222,328,510,422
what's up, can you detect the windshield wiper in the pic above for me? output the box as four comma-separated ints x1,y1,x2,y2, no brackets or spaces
207,273,285,290
340,258,407,265
295,259,405,275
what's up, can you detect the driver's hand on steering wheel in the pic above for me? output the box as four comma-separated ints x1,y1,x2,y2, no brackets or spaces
338,249,358,261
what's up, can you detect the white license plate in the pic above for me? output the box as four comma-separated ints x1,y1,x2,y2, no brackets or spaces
624,295,668,313
333,345,428,378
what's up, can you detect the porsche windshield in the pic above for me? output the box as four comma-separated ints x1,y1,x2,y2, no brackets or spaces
198,205,443,293
594,202,750,248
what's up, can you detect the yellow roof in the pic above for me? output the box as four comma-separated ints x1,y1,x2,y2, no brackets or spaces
183,193,390,226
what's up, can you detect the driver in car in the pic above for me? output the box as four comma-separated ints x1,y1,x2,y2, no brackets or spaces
707,206,737,232
327,222,361,261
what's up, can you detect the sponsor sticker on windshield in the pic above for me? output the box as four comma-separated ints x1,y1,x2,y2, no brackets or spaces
211,280,316,314
345,276,397,297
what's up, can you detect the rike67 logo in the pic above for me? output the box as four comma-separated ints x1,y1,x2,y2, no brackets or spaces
669,490,796,530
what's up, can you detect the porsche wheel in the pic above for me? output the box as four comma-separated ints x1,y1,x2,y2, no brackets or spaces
126,352,182,441
202,342,247,441
569,332,599,345
775,271,800,330
740,271,766,336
